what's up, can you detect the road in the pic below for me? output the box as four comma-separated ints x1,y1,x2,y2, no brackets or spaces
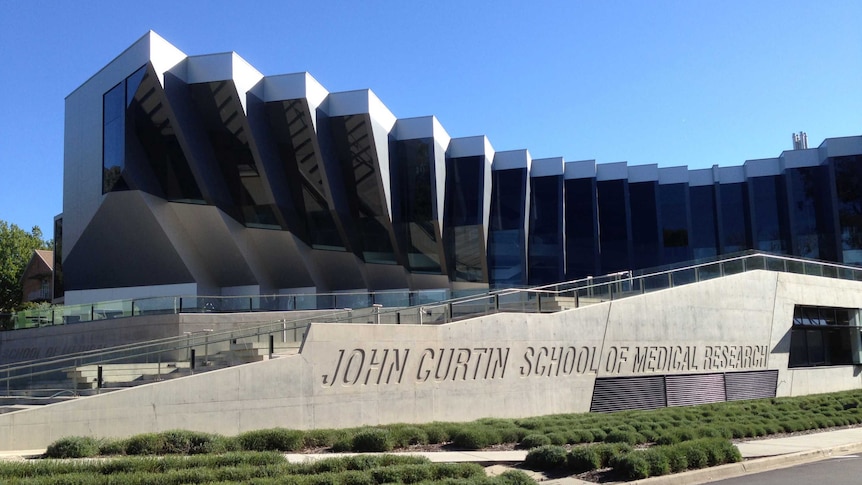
712,453,862,485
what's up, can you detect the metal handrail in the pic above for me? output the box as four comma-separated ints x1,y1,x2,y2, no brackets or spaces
3,251,860,396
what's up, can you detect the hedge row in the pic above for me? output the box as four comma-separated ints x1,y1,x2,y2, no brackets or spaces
43,389,862,458
0,452,535,484
524,438,741,480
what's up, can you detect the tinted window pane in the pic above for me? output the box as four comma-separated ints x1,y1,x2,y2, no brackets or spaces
128,65,204,203
833,156,862,265
749,176,789,253
564,178,599,278
786,166,837,260
658,183,691,264
444,155,486,282
528,175,563,284
190,81,278,228
629,181,661,269
394,138,441,273
488,168,527,286
102,82,127,193
597,179,631,273
718,183,750,253
690,185,718,258
266,99,343,249
329,114,396,263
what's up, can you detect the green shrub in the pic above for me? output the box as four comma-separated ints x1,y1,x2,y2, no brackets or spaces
422,423,452,444
604,429,644,445
494,469,536,484
159,429,226,454
567,446,602,473
351,428,393,452
237,428,304,452
677,442,708,469
567,429,595,444
44,436,101,458
524,445,568,470
388,425,429,448
589,428,607,442
519,434,551,449
610,452,651,480
303,429,343,448
98,438,126,456
663,446,689,472
450,425,501,450
330,436,353,452
643,449,670,477
125,433,166,455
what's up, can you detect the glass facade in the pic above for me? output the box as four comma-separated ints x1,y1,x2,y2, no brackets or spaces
564,178,599,279
265,99,343,249
689,185,719,259
189,81,279,228
717,182,750,254
597,179,632,274
488,168,528,286
786,166,837,261
748,176,789,254
629,181,661,270
444,155,486,282
92,53,862,296
833,156,862,265
528,175,564,285
658,183,691,265
329,114,397,264
392,138,442,273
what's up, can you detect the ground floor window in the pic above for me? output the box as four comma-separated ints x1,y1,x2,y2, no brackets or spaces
789,305,861,367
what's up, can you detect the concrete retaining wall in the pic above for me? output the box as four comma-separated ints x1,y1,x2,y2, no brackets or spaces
1,270,860,450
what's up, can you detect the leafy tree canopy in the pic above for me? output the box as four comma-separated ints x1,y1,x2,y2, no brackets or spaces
0,220,52,311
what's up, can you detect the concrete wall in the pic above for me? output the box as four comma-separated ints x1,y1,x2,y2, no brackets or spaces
1,270,861,450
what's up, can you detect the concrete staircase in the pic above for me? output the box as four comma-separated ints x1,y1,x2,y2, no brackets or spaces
64,341,301,390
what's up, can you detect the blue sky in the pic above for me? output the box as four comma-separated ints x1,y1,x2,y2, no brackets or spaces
1,1,860,236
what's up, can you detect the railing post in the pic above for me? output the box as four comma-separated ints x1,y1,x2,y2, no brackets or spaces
269,334,274,359
190,349,196,371
494,294,500,312
97,365,103,392
447,302,453,322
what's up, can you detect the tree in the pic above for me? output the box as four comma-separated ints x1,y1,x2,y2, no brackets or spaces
0,221,52,311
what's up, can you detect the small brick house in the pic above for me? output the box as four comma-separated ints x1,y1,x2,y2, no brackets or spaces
20,250,53,304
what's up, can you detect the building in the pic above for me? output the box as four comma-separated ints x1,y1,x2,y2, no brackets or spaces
1,32,860,450
59,31,862,306
20,250,53,304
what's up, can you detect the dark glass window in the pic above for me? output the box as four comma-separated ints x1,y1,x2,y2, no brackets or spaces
833,156,862,265
564,178,599,279
488,168,527,286
629,181,661,270
329,114,396,264
689,185,719,259
103,81,129,193
189,81,279,228
265,99,343,249
393,138,441,273
597,179,631,274
789,305,859,367
127,65,204,203
658,183,691,265
718,182,750,254
528,175,564,285
786,166,837,261
444,156,486,282
748,176,789,254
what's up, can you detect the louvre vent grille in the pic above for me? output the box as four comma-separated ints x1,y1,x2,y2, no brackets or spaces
666,373,726,407
590,375,666,412
591,370,779,413
725,370,778,401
